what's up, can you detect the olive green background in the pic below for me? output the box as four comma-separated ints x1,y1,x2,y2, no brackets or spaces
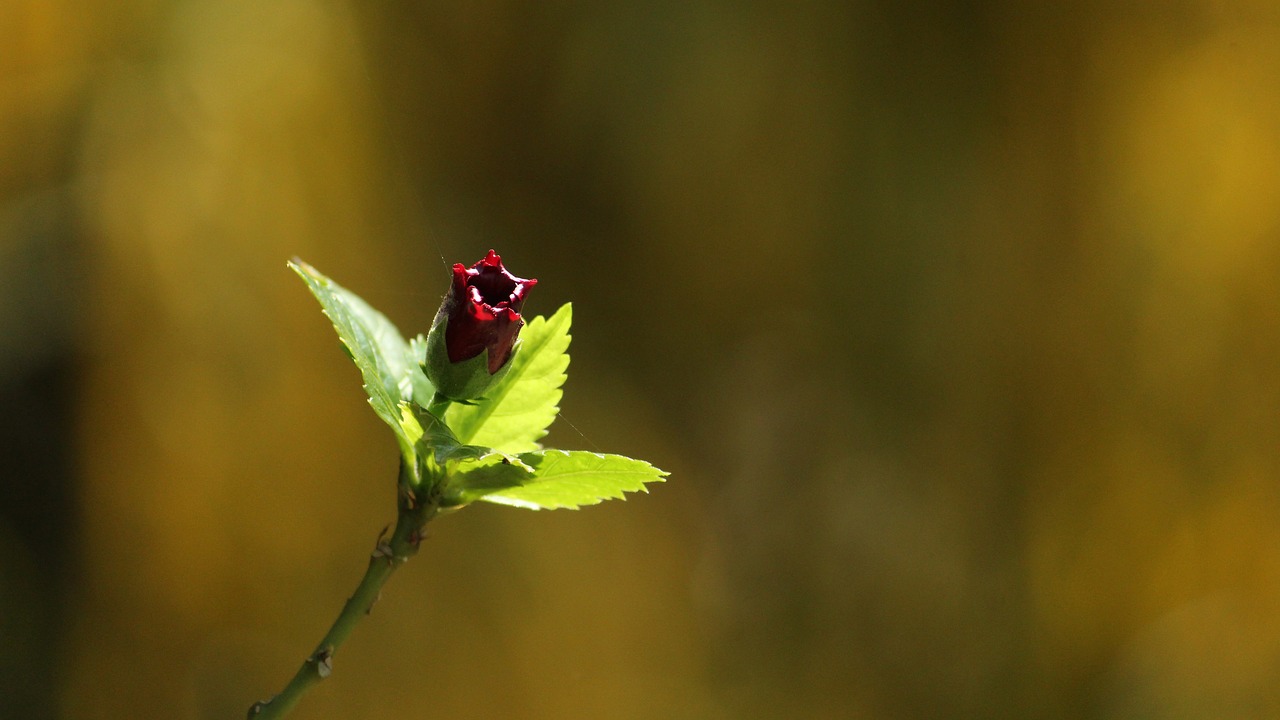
3,2,1280,718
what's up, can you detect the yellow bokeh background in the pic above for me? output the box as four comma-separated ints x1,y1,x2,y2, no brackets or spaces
3,2,1280,718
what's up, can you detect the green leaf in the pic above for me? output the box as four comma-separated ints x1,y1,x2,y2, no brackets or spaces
445,303,571,453
473,450,667,510
415,410,534,507
441,454,535,508
290,260,434,457
417,408,530,470
406,335,436,409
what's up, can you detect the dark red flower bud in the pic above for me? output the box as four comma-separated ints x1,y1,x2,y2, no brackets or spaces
424,250,537,400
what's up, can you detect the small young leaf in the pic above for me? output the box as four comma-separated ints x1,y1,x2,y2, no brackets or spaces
416,410,534,506
417,409,529,470
290,260,434,457
445,303,571,453
406,335,436,409
475,450,667,510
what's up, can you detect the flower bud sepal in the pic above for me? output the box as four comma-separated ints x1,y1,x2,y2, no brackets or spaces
423,311,518,401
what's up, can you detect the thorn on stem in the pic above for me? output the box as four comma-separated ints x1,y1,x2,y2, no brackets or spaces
400,484,418,510
371,541,394,564
313,646,334,679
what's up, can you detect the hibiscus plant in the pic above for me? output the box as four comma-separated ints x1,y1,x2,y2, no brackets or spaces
247,252,666,718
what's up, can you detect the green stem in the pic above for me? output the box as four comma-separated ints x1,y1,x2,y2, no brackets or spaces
248,463,438,719
426,393,453,419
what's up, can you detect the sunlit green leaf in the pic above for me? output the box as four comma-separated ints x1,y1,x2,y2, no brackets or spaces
473,449,667,510
417,408,529,469
445,303,571,453
290,260,433,457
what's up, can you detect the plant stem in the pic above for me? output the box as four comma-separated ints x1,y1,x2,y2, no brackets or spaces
427,393,453,419
248,464,438,719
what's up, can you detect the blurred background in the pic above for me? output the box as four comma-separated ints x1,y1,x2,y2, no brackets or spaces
3,1,1280,718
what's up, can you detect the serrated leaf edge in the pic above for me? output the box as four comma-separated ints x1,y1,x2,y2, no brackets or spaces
479,448,668,511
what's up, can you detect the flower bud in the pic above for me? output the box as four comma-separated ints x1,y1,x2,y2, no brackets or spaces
424,250,537,401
